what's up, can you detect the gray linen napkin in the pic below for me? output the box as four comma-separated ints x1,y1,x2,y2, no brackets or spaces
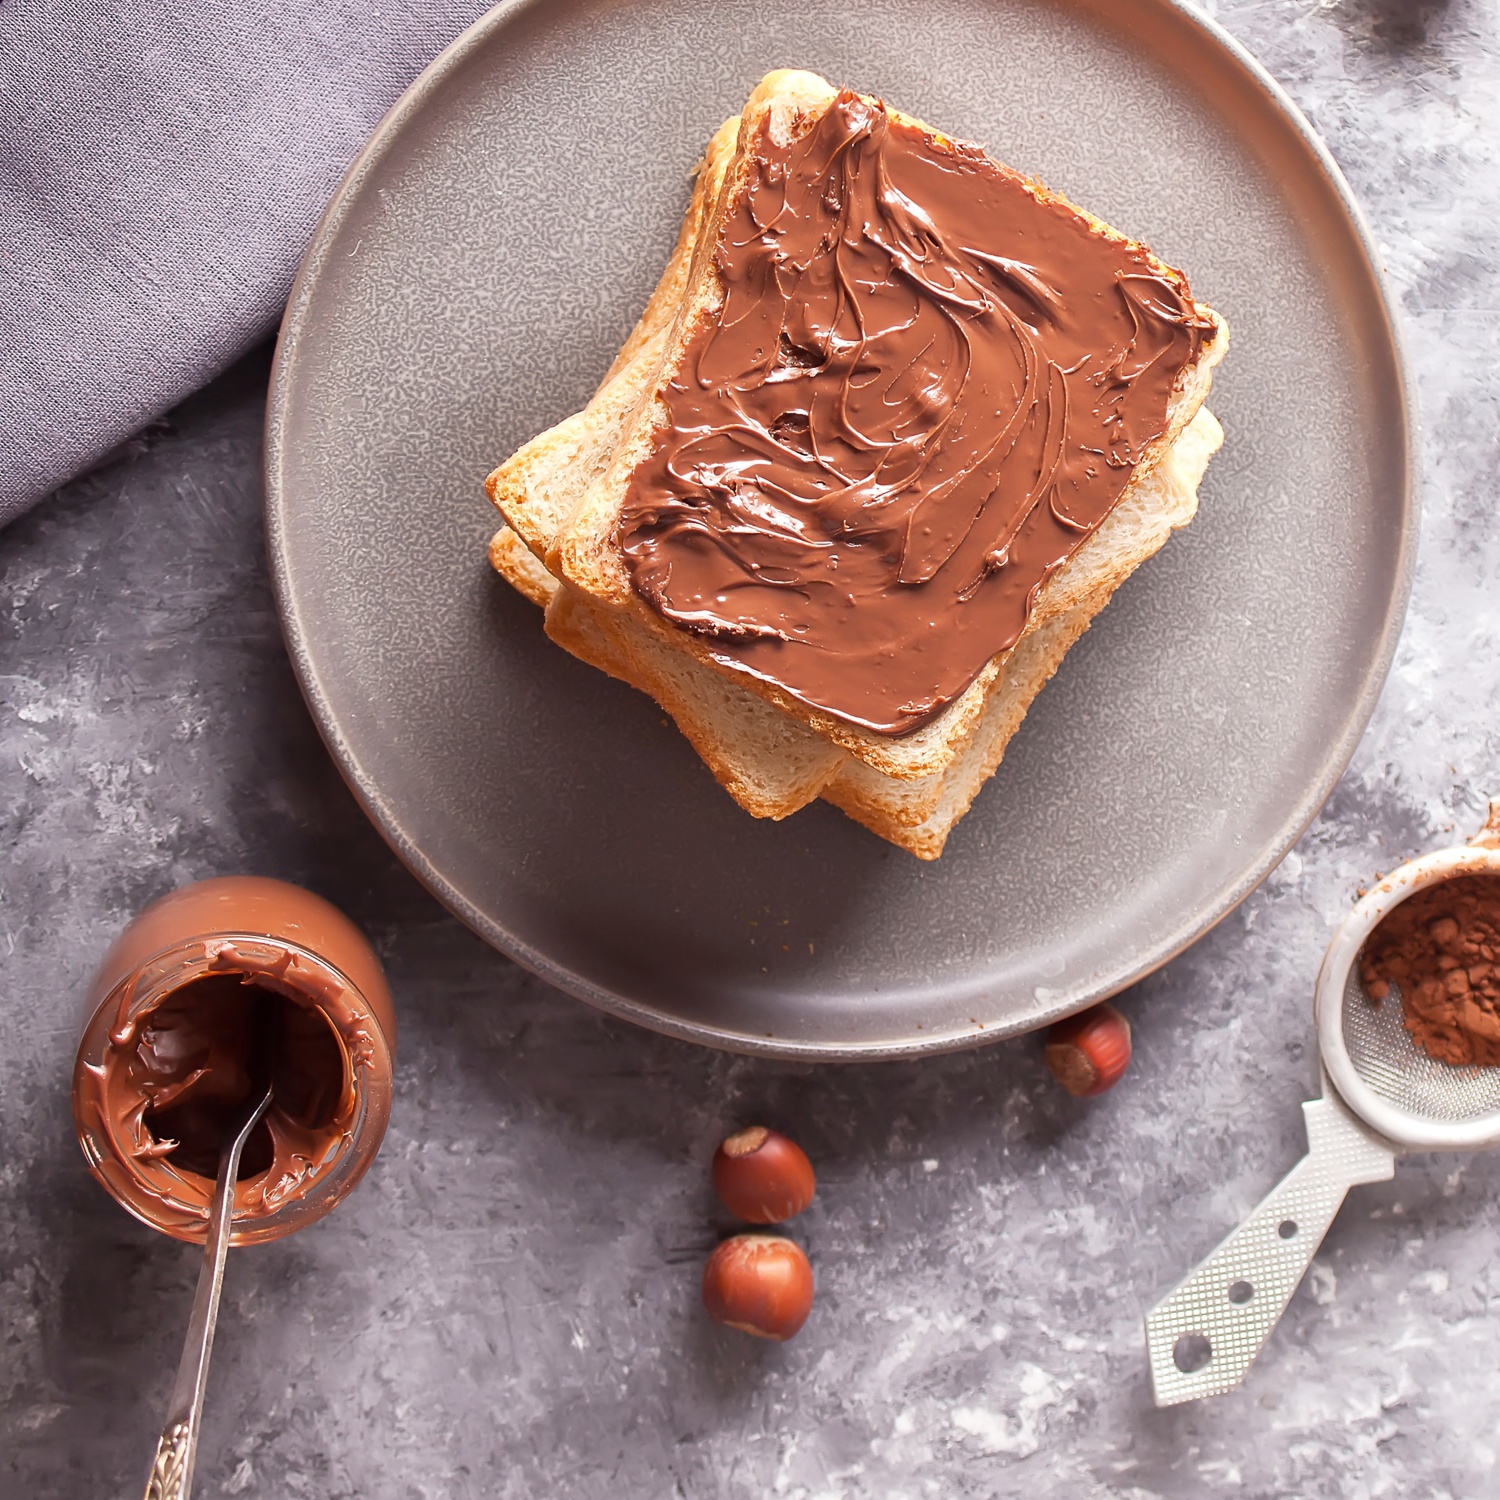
1,0,494,525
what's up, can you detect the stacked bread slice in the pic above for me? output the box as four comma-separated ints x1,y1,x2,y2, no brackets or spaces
485,70,1227,858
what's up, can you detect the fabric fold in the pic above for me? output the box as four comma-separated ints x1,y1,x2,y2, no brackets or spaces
0,0,493,524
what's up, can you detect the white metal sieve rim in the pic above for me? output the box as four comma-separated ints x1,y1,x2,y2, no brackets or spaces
1315,845,1500,1152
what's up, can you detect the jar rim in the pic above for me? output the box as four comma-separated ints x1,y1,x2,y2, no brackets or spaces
73,932,394,1246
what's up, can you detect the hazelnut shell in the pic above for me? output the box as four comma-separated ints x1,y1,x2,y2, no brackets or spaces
702,1233,814,1341
1044,1002,1132,1097
712,1126,816,1223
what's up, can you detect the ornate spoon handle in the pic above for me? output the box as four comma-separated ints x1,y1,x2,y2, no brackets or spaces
142,1086,273,1500
143,1421,192,1500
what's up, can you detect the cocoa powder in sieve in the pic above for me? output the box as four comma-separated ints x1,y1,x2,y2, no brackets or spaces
1360,874,1500,1066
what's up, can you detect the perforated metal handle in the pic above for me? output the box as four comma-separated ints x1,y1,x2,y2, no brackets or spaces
1145,1094,1394,1405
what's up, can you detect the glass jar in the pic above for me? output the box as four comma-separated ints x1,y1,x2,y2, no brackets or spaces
73,876,396,1245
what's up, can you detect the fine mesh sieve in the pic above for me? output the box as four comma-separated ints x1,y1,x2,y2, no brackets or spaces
1338,964,1500,1126
1145,801,1500,1406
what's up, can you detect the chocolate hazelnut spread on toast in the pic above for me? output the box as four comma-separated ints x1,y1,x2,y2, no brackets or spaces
618,90,1217,735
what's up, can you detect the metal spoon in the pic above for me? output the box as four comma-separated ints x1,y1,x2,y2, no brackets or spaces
141,1085,273,1500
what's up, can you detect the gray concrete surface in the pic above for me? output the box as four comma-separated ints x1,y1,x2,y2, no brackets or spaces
4,1,1500,1495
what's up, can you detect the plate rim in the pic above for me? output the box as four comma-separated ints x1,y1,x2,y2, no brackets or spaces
265,0,1418,1060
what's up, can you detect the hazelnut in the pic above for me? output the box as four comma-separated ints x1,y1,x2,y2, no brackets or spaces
702,1233,814,1341
712,1126,816,1223
1044,1002,1132,1097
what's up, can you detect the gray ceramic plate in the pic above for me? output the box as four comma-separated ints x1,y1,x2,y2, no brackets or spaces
266,0,1413,1058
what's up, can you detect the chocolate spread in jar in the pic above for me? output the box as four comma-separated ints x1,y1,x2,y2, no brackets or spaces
104,974,349,1192
618,90,1218,735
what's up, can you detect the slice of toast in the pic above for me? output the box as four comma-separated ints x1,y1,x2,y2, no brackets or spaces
484,70,1227,855
488,69,1227,785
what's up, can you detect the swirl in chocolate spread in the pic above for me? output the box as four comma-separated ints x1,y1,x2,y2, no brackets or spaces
618,90,1217,735
89,969,353,1216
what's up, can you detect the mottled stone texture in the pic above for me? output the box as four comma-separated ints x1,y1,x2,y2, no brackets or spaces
3,2,1499,1496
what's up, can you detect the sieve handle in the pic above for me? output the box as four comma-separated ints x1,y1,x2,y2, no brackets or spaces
1144,1094,1394,1406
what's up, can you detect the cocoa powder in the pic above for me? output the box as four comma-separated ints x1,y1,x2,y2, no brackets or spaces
1360,874,1500,1066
